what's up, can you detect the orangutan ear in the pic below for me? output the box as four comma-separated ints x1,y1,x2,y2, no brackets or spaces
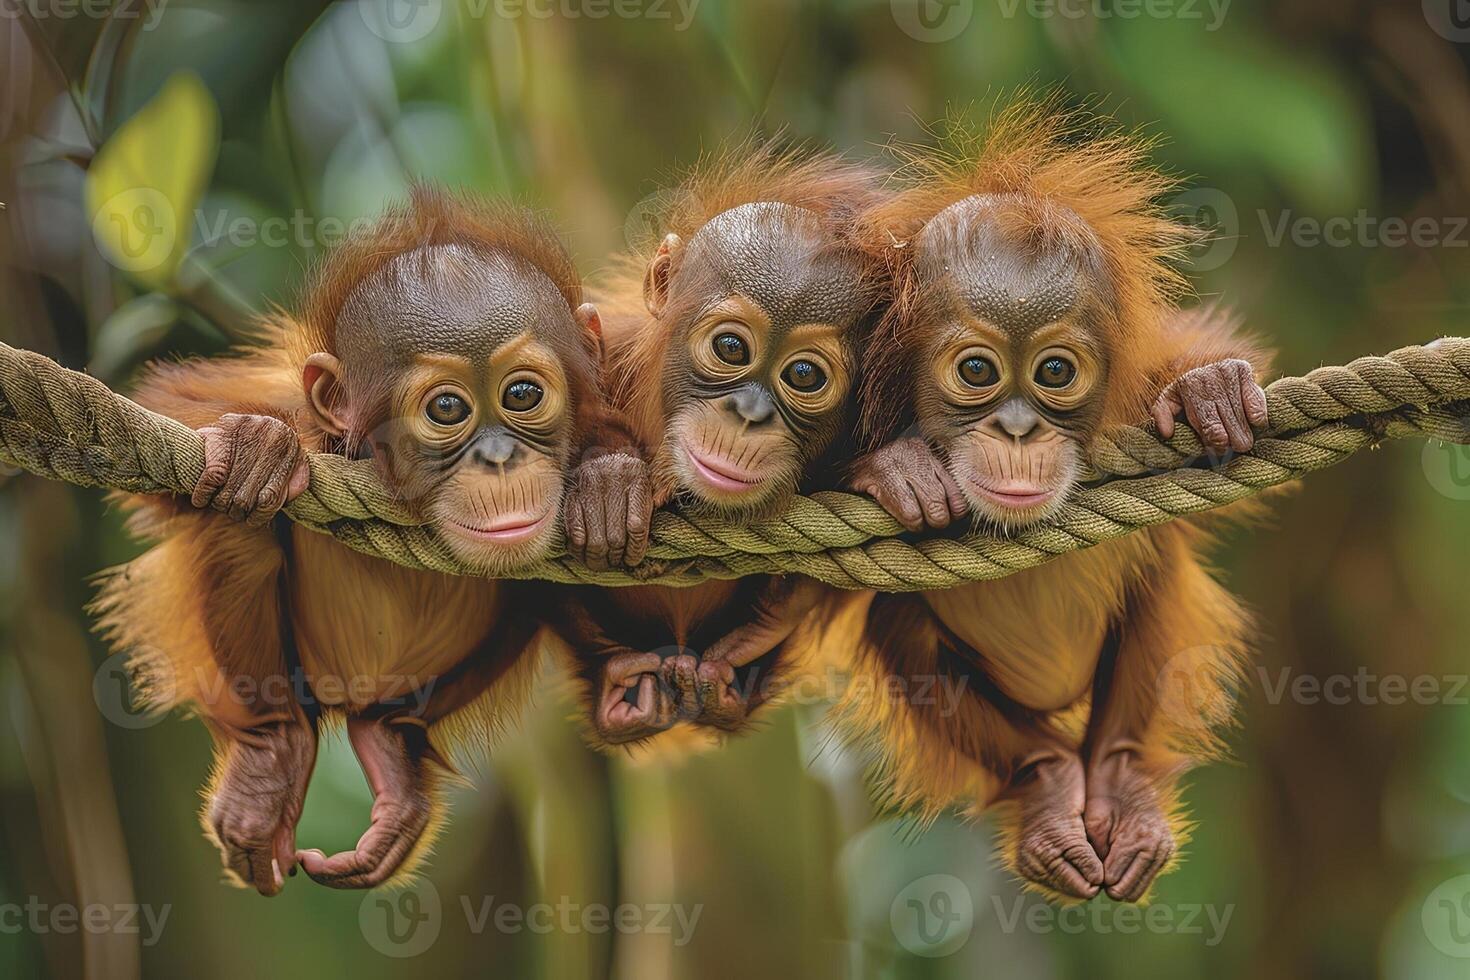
302,352,348,437
575,302,605,366
642,232,682,318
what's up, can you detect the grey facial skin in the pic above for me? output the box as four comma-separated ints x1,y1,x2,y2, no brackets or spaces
336,242,576,375
679,202,871,337
915,194,1091,338
664,202,870,443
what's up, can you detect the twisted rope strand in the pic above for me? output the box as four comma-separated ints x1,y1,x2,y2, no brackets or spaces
1,339,1467,590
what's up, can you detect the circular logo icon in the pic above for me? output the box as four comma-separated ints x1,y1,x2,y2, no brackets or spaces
1168,187,1239,273
623,188,678,252
1422,434,1470,501
1424,0,1470,43
359,413,444,504
1422,874,1470,958
890,0,974,43
359,0,443,44
91,188,176,275
889,874,974,958
92,652,168,730
1155,645,1239,726
360,877,442,958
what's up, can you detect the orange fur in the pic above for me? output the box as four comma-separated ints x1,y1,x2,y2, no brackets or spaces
854,95,1213,446
560,140,890,752
832,100,1273,903
599,138,890,453
93,188,587,889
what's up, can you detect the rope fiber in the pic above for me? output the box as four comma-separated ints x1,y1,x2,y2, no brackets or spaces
1,338,1467,590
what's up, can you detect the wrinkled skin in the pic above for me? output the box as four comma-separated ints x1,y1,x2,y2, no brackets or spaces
1010,751,1103,901
297,718,437,889
206,715,317,896
1151,358,1268,455
1083,748,1177,903
564,450,654,570
571,576,824,744
193,414,312,526
848,436,967,533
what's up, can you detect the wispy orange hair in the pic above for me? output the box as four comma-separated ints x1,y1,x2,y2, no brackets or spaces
855,94,1205,445
286,185,585,367
594,137,891,445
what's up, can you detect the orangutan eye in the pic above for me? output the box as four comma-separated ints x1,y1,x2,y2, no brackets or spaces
426,393,471,425
713,333,750,366
502,380,544,412
958,355,1000,388
1035,356,1077,389
781,359,827,393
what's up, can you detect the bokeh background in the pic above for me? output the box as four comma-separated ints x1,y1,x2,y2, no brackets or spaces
4,0,1470,977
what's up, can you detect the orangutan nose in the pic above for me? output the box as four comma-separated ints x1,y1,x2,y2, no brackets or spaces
992,400,1042,441
725,385,777,425
470,428,518,466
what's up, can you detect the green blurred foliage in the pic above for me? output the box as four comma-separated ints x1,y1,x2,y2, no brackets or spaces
3,1,1470,978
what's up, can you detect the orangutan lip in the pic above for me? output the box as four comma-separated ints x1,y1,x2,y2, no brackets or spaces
686,447,763,492
445,509,551,542
973,484,1057,509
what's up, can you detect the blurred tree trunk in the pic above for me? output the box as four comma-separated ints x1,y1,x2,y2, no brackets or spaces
1,226,140,977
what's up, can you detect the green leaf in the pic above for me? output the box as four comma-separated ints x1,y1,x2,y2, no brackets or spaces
84,72,220,292
87,293,182,382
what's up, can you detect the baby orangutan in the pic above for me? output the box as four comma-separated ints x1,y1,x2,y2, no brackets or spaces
839,106,1270,903
95,189,639,893
548,146,886,747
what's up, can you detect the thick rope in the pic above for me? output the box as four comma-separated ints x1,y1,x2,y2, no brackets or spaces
1,339,1467,590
